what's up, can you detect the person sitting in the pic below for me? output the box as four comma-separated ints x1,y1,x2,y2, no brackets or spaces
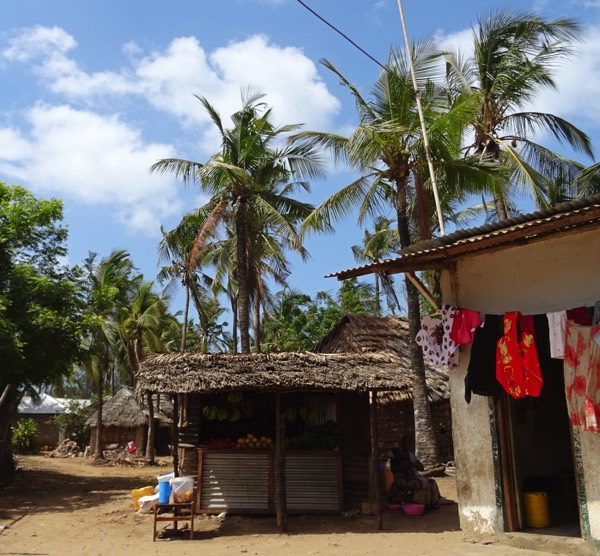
389,435,441,508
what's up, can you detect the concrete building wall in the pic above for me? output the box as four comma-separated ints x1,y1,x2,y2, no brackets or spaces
448,361,499,539
440,227,600,543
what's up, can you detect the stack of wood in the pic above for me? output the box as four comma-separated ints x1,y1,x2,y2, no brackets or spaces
48,440,82,458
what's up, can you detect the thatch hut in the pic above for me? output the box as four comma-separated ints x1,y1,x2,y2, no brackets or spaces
136,350,414,527
86,386,171,454
314,314,452,461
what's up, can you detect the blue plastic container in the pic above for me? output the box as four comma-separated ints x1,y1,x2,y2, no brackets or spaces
158,480,171,504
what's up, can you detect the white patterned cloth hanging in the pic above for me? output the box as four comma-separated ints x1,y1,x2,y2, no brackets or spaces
546,310,567,359
415,305,460,368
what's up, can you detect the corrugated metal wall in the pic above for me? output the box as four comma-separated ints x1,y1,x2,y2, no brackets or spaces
197,449,342,513
199,451,272,511
284,452,342,512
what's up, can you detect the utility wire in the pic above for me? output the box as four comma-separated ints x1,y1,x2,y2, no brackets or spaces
295,0,445,235
295,0,387,71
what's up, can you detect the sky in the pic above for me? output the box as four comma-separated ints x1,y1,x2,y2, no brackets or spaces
2,0,600,317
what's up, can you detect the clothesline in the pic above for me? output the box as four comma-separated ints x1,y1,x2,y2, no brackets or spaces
415,302,600,433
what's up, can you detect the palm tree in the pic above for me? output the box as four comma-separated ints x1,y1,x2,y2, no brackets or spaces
351,216,401,315
444,9,593,218
151,89,324,353
117,280,173,462
82,250,137,461
293,42,489,467
158,216,217,352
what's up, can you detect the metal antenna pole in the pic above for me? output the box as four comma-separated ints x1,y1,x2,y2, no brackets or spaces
396,0,445,236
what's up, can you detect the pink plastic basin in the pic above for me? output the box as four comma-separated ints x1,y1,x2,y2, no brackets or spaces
402,503,425,516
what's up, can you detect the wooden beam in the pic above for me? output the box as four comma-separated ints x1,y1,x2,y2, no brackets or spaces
172,394,180,477
275,393,288,532
369,391,383,530
406,272,439,311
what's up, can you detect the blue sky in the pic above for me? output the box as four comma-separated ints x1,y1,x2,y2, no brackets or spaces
2,0,600,315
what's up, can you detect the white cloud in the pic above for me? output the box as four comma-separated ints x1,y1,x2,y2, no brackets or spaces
531,26,600,128
2,25,75,62
0,25,342,231
0,127,32,160
134,37,222,126
2,25,341,140
210,35,340,129
0,104,184,235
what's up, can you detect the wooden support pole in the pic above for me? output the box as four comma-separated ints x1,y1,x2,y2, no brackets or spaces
275,393,288,532
406,272,439,311
172,394,180,477
369,390,383,530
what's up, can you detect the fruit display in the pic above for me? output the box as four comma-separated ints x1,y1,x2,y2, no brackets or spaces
236,433,272,449
202,438,236,448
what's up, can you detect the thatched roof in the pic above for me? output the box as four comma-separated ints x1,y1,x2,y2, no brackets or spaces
86,386,172,427
136,351,416,397
314,314,449,403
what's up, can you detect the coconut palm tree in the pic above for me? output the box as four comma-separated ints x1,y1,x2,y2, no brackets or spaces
82,250,137,460
293,41,490,467
151,89,324,353
117,280,174,462
157,214,219,352
351,216,401,315
444,9,593,218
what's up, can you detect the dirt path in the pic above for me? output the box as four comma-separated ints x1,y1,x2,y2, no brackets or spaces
0,455,559,556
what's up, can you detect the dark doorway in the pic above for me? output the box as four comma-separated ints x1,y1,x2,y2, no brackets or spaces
497,350,581,537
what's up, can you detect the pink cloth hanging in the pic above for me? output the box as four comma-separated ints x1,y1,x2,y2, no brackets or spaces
450,308,481,345
564,320,600,432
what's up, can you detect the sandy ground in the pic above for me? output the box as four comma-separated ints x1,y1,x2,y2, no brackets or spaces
0,455,563,556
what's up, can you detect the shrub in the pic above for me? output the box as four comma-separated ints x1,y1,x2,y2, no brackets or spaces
53,400,92,447
12,418,39,453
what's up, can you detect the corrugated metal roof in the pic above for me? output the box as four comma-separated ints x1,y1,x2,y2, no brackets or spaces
328,193,600,279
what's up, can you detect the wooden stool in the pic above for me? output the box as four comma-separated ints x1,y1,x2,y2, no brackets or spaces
153,501,195,541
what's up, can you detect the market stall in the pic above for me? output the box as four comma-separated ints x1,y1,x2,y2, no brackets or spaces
136,351,415,530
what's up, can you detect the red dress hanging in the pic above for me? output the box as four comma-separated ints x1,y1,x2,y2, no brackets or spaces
496,311,543,398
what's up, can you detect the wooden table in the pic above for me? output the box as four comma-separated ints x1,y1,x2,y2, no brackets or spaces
153,501,195,541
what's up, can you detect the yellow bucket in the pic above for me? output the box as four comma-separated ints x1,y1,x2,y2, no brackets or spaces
523,491,550,528
131,486,154,511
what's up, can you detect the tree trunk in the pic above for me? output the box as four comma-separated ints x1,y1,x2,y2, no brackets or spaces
93,374,104,460
253,295,261,353
145,392,155,463
0,385,15,486
231,296,238,354
493,194,510,221
395,180,441,469
405,276,440,468
235,200,251,353
181,282,190,351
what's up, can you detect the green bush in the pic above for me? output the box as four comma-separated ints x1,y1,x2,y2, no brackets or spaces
12,418,39,453
53,400,92,447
